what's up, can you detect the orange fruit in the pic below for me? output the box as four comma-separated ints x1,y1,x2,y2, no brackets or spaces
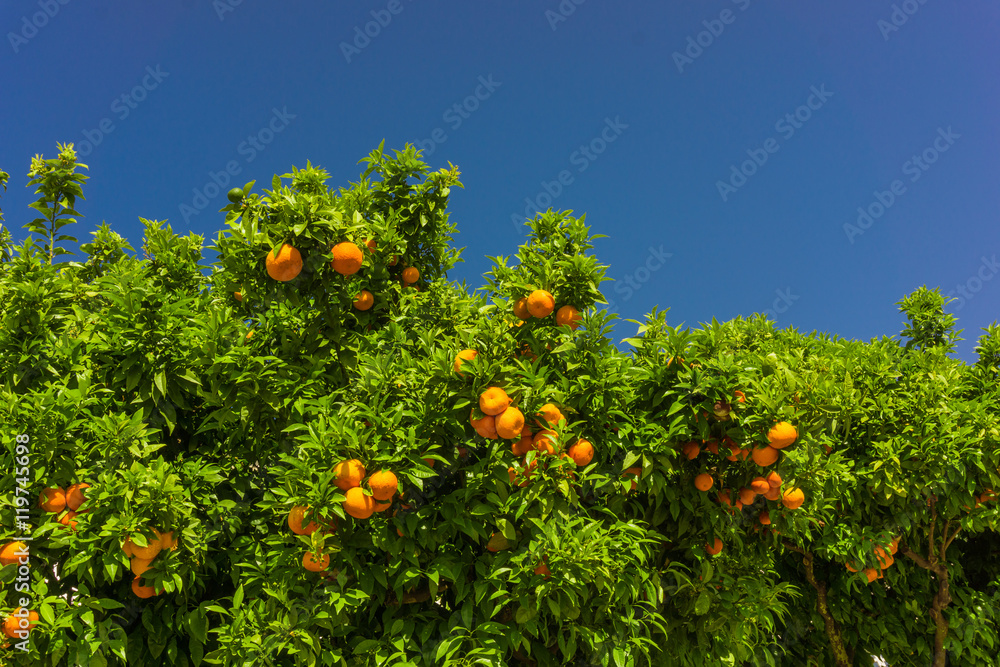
751,446,779,467
555,305,581,329
59,511,79,531
846,561,859,573
66,483,89,511
388,254,399,266
781,488,805,510
705,539,723,556
0,542,27,567
734,390,746,403
331,242,363,275
765,471,783,488
479,387,510,416
369,470,398,501
622,467,642,491
3,608,39,638
303,552,330,572
874,547,894,569
343,487,376,519
374,501,392,512
470,411,499,439
365,239,377,252
401,266,420,284
863,568,878,584
126,530,164,560
131,577,159,598
495,406,526,439
454,349,478,375
533,562,551,578
533,430,558,455
123,539,135,558
334,459,366,491
39,487,66,513
567,439,594,466
764,485,781,501
512,425,534,456
682,442,700,460
889,536,901,555
353,290,374,311
768,422,798,449
738,488,756,505
536,403,564,428
513,297,531,321
526,290,555,318
750,477,770,494
131,557,153,576
265,244,303,281
694,474,714,492
758,510,771,525
717,490,733,508
288,506,319,535
160,531,177,550
234,291,243,302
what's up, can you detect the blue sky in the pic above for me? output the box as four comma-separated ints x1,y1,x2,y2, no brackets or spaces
2,0,998,361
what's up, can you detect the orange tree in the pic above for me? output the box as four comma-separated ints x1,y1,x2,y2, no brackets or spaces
1,142,998,666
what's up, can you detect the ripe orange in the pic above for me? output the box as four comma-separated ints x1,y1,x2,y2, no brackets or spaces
369,470,398,501
717,490,733,507
39,487,66,513
331,242,364,275
234,291,243,302
0,542,28,568
682,442,700,460
131,577,159,598
889,536,901,555
526,290,555,318
127,530,164,560
344,487,375,519
495,406,525,439
555,305,581,329
59,511,79,531
479,387,510,416
781,488,805,510
874,547,894,569
764,485,782,501
622,467,642,491
334,459,366,491
160,531,178,550
512,425,534,456
303,552,330,572
704,440,719,455
470,411,499,439
401,267,420,284
758,510,771,525
454,349,478,375
266,244,303,282
533,562,551,578
131,557,153,576
3,608,38,638
694,474,714,492
738,488,756,505
374,501,392,512
846,561,859,573
288,506,319,535
536,403,564,428
863,568,878,584
388,254,399,266
705,539,723,556
765,471,783,488
533,430,558,455
751,446,779,467
353,290,374,311
734,390,746,403
750,477,770,494
567,439,594,466
768,422,798,449
513,297,531,321
365,239,377,252
66,483,89,511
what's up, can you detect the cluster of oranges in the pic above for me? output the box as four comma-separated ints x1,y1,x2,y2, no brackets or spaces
122,528,177,598
846,537,901,583
512,290,581,330
690,420,805,556
288,461,399,573
38,483,89,531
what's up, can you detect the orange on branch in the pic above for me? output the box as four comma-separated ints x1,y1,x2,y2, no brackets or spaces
555,305,581,329
331,242,363,275
526,290,555,318
39,487,66,513
369,470,398,501
334,459,366,490
353,290,374,311
343,487,376,519
694,474,714,492
496,406,526,439
567,439,594,466
453,349,478,375
479,387,510,416
768,422,798,449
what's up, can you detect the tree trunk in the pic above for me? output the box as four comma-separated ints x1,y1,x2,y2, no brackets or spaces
786,543,851,667
930,567,951,667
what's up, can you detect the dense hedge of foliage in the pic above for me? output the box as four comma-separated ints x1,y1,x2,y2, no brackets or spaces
0,144,998,667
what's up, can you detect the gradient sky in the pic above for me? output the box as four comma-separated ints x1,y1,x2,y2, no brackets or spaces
2,1,998,361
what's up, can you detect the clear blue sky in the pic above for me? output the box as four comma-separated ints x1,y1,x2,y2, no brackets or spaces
2,1,998,361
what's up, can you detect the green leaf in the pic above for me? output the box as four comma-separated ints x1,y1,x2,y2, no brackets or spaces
694,591,711,615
